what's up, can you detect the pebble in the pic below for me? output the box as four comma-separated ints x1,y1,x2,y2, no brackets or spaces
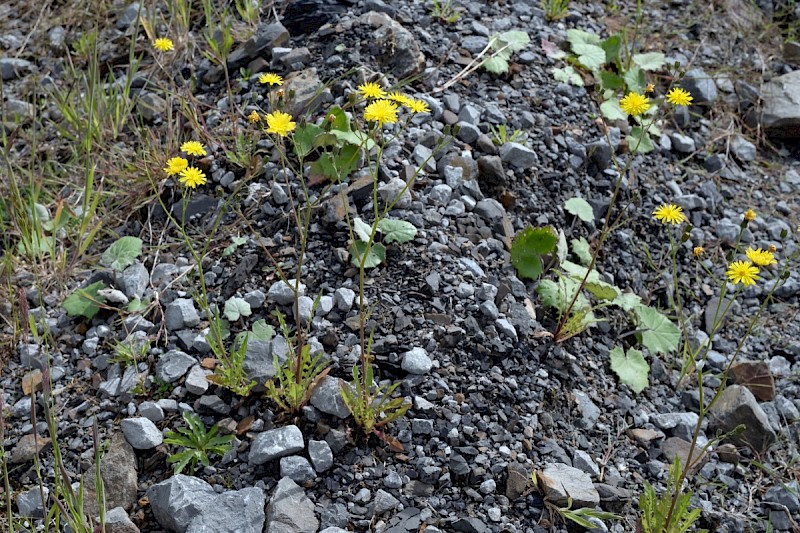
402,347,433,374
249,425,305,464
120,417,163,449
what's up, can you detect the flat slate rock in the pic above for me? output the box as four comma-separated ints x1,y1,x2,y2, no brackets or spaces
537,463,600,508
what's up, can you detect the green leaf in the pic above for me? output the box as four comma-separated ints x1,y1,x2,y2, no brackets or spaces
63,281,106,319
600,35,622,64
610,346,649,393
599,71,624,91
633,305,681,354
483,55,509,74
564,197,595,222
628,126,654,154
350,241,386,268
223,297,252,321
251,319,274,341
571,237,592,266
536,276,585,312
496,30,530,52
223,236,247,258
101,236,143,271
293,123,324,158
572,43,606,70
585,280,620,301
612,292,641,312
353,217,373,243
623,67,645,93
326,106,351,133
556,229,568,265
126,297,148,313
632,52,666,71
600,99,627,121
566,29,601,47
511,226,558,280
377,218,417,244
552,66,583,86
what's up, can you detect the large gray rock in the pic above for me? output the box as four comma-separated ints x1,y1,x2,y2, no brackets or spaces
537,463,600,508
280,456,316,484
710,384,776,453
499,142,538,170
164,298,200,331
310,376,351,419
402,347,433,374
118,263,149,299
17,486,48,517
284,69,330,116
759,70,800,138
120,417,162,449
243,338,288,386
249,425,304,465
268,279,306,306
105,506,141,533
186,487,266,533
147,475,218,533
84,433,138,516
682,68,718,106
266,477,320,533
359,12,425,79
156,350,196,383
308,440,334,473
227,22,289,69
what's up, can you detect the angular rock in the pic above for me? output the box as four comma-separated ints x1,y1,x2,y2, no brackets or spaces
268,279,306,306
186,487,266,533
402,347,433,374
184,365,210,395
378,177,412,208
164,298,201,331
373,489,400,515
118,263,149,300
477,155,506,185
265,477,319,533
473,198,506,222
156,350,196,383
682,68,718,106
760,70,800,138
147,475,217,533
661,437,708,476
452,517,488,533
359,11,425,79
249,425,304,465
499,142,538,170
571,449,600,477
16,486,48,517
538,463,600,508
0,57,35,81
280,456,316,484
84,432,138,515
284,68,329,116
310,376,351,419
308,439,334,473
731,360,775,401
11,433,52,464
105,506,141,533
730,135,757,162
710,384,776,453
243,339,279,386
120,417,163,449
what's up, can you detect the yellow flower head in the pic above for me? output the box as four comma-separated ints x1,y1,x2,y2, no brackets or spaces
745,247,777,267
387,92,413,106
153,38,174,52
164,157,188,176
364,99,398,126
620,92,651,117
408,99,431,114
693,246,705,258
653,204,687,225
247,110,261,124
357,82,387,100
265,110,296,137
726,260,759,286
744,208,757,222
181,141,207,157
179,166,207,189
666,87,693,106
258,72,283,86
645,83,655,93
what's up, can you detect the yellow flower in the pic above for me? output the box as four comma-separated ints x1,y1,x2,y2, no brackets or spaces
153,38,174,52
744,208,756,222
653,204,687,225
163,157,188,176
247,110,261,124
693,246,704,258
745,247,777,266
179,166,207,189
407,99,430,114
387,92,413,106
645,83,655,93
181,141,207,157
619,92,651,116
666,87,693,106
364,99,398,126
357,82,386,99
258,72,283,86
265,110,296,137
726,260,759,286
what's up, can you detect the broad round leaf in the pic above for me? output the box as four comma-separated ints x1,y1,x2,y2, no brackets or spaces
552,66,584,86
572,43,606,70
511,226,558,280
483,56,509,74
102,236,143,271
564,197,595,222
610,346,649,393
634,305,680,354
350,241,386,269
571,237,592,266
497,30,530,52
377,218,417,244
353,218,373,243
632,52,666,71
63,281,107,319
224,297,252,321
